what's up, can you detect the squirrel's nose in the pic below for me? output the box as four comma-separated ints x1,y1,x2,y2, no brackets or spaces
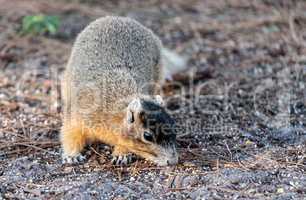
166,156,178,165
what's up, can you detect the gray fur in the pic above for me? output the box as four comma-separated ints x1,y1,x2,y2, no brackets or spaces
63,16,163,119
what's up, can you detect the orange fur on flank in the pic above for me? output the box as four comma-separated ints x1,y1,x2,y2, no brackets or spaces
60,115,156,159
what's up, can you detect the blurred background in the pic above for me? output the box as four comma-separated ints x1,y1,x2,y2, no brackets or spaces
0,0,306,199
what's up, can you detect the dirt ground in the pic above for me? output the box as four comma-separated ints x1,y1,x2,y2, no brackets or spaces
0,0,306,199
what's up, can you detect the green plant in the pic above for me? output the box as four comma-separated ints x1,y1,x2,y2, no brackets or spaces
21,15,60,36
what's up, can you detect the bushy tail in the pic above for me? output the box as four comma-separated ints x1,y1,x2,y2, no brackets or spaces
161,48,188,81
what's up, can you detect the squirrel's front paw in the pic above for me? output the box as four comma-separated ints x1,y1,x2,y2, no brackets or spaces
62,153,86,164
111,154,136,166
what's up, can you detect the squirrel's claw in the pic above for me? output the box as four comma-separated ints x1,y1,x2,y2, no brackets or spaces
62,153,86,164
111,154,136,166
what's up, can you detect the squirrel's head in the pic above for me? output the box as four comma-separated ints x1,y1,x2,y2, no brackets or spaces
123,95,178,166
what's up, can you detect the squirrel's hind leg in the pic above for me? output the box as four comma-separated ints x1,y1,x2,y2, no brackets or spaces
60,122,87,164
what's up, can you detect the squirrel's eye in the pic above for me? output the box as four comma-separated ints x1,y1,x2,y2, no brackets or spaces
143,131,154,142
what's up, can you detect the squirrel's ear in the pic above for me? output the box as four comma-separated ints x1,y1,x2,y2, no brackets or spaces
129,98,142,111
127,110,134,123
155,95,164,106
127,98,142,124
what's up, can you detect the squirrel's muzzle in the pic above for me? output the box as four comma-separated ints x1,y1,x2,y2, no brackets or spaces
152,142,178,166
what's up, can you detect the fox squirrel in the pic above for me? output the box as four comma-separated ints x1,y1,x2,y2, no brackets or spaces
61,16,183,166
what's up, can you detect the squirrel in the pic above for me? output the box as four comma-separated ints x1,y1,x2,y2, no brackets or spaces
61,16,185,166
